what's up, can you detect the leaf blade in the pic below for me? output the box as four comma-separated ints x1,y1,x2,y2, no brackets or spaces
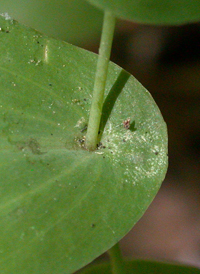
86,0,200,25
0,16,168,273
79,260,200,274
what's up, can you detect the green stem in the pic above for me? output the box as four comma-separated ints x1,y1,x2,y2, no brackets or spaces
108,243,125,274
85,11,116,151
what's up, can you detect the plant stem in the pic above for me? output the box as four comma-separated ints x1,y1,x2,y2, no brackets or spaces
85,11,116,151
108,243,125,274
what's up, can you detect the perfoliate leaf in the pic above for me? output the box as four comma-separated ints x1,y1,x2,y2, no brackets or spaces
0,0,103,44
0,16,167,273
86,0,200,25
79,260,200,274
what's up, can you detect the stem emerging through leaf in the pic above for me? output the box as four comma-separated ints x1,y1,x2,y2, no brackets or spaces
85,11,115,151
108,243,126,274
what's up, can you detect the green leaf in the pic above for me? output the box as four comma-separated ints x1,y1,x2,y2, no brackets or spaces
86,0,200,25
0,0,103,44
0,16,167,274
79,260,200,274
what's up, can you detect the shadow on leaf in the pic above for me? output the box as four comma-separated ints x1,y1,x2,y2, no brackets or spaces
99,69,131,139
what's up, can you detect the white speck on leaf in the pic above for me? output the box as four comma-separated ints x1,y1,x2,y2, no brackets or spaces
0,12,12,20
44,44,49,63
75,117,85,128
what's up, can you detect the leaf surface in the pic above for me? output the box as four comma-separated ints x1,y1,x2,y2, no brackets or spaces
0,16,167,273
86,0,200,25
79,260,200,274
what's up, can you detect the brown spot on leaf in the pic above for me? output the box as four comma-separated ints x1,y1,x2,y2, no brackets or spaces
123,118,131,129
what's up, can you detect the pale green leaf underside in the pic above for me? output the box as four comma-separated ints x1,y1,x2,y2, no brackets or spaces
87,0,200,25
79,260,200,274
0,16,167,273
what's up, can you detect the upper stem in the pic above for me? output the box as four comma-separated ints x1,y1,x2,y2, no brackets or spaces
85,11,116,151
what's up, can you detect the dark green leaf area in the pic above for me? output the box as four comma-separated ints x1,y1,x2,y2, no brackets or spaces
87,0,200,25
0,16,167,274
80,260,200,274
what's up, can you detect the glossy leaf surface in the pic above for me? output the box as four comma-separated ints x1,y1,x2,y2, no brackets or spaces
0,16,167,273
86,0,200,25
79,260,200,274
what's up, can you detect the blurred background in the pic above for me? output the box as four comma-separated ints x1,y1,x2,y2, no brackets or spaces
1,0,199,269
